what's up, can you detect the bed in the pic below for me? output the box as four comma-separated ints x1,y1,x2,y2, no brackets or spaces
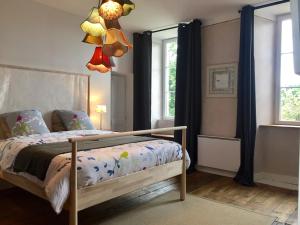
0,64,189,225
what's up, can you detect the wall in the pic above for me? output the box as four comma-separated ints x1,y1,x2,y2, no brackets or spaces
254,16,276,174
151,38,163,128
112,32,134,131
201,19,240,137
254,16,299,188
199,17,299,189
0,0,111,130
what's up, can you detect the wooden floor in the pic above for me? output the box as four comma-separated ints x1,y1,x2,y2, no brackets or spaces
0,171,297,225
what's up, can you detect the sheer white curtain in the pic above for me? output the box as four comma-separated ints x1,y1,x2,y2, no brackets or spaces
291,0,300,74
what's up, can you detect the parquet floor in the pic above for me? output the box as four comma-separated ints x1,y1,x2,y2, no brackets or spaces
0,171,297,225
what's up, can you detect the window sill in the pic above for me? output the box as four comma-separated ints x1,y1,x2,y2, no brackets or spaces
260,124,300,129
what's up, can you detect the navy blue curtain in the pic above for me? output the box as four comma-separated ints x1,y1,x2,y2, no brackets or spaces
133,32,152,130
174,19,202,172
234,5,257,186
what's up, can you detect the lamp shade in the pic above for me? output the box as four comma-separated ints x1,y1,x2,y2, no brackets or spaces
96,105,107,113
86,47,114,73
81,7,106,37
82,34,103,45
104,19,121,29
99,0,123,21
103,28,133,57
120,0,135,16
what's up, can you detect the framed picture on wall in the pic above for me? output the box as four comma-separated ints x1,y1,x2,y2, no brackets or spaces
206,63,238,98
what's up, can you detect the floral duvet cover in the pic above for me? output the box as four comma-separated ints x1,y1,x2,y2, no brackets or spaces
0,130,190,213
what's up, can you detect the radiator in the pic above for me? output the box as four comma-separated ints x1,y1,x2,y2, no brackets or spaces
197,135,241,172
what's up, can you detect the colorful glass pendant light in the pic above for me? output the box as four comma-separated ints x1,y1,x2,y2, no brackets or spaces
83,34,103,45
104,19,121,29
81,7,106,37
120,0,135,16
99,0,123,20
103,28,133,57
81,0,135,73
86,47,114,73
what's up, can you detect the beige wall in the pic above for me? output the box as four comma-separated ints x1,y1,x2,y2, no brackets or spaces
254,17,276,126
201,19,240,137
0,0,111,130
112,32,134,131
254,16,276,174
260,127,299,177
254,16,299,181
201,17,299,183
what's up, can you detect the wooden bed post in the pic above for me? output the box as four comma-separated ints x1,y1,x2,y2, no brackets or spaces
70,142,78,225
180,128,187,201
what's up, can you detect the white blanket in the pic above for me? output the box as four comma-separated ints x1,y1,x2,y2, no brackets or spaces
0,130,190,213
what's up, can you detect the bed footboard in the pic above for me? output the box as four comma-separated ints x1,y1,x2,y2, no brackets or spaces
68,126,187,225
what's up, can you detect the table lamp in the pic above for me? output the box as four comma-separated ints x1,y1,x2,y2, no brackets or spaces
96,104,107,130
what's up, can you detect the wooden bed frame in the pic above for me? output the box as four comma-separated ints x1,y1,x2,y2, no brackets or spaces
0,126,187,225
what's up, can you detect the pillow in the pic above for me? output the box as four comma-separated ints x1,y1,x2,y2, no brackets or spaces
51,110,67,132
0,110,50,138
54,110,95,131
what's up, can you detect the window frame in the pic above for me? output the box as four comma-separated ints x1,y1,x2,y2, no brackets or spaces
275,14,300,125
162,37,177,120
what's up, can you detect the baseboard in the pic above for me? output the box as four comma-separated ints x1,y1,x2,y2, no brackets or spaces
195,165,237,178
254,172,298,190
196,166,299,190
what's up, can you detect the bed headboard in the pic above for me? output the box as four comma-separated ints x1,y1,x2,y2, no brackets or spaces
0,64,90,130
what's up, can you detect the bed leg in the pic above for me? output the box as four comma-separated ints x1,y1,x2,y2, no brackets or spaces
180,129,186,201
70,142,78,225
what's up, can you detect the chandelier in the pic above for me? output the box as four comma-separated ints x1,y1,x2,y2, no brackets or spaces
81,0,135,73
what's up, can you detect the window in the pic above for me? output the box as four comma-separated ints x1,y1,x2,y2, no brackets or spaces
163,38,177,119
276,15,300,124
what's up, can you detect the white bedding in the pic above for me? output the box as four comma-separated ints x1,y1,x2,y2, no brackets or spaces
0,130,190,213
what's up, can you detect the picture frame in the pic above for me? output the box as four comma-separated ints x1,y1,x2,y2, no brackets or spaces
206,63,238,98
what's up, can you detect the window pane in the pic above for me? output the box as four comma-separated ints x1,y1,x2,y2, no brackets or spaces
280,53,300,87
280,87,300,121
279,18,300,122
281,19,293,54
164,40,177,118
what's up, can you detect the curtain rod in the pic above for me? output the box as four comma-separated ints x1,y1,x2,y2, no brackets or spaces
254,0,290,10
151,25,179,33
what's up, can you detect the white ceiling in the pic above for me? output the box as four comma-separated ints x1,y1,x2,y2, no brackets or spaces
255,2,290,20
31,0,269,32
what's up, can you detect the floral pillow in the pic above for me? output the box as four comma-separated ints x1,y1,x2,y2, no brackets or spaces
0,110,50,138
55,110,95,131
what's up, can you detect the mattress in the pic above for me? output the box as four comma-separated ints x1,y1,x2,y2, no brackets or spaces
0,130,190,213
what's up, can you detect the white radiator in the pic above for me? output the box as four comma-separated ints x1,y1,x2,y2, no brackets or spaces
197,135,241,172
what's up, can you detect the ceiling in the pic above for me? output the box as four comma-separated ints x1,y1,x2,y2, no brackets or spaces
255,2,290,20
31,0,268,32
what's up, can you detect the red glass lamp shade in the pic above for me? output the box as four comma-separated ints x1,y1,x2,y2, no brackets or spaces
86,47,113,73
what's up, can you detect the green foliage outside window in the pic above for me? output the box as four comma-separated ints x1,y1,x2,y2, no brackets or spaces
166,41,177,117
280,87,300,121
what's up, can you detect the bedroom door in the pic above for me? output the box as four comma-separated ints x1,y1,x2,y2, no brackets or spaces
111,73,127,131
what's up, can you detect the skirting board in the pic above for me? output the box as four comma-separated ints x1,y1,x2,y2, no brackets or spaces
196,166,298,190
254,172,298,190
195,166,237,178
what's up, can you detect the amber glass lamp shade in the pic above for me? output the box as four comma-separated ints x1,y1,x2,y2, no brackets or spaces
86,47,113,73
103,28,133,57
82,34,103,45
99,0,123,21
81,7,106,37
104,19,121,29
